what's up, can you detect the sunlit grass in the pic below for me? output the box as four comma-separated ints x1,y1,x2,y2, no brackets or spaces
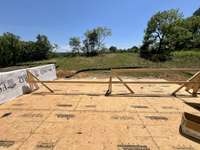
18,50,200,78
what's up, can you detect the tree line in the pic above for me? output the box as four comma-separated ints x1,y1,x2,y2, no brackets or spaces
140,8,200,61
0,33,53,66
69,7,200,61
69,27,140,56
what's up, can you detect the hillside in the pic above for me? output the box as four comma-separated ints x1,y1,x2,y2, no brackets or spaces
9,51,199,80
55,51,200,70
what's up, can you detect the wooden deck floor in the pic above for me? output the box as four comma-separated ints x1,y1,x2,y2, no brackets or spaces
0,78,200,150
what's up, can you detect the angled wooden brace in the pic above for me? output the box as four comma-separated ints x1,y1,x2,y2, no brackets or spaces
26,70,39,92
172,71,200,97
27,70,54,93
112,71,135,94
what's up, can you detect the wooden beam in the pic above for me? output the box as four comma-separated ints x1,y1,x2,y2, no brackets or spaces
113,68,200,73
171,84,185,96
29,80,200,84
29,80,109,84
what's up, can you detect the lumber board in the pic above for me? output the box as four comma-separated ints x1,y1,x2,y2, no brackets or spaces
115,76,134,94
29,80,200,84
172,71,200,96
113,68,200,72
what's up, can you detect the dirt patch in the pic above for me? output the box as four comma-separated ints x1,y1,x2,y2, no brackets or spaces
57,70,75,78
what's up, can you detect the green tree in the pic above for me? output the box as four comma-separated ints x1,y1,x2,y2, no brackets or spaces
169,27,192,50
109,46,117,53
83,27,112,56
20,41,36,62
183,16,200,48
0,32,53,66
83,29,99,56
0,32,21,66
127,46,139,53
141,9,183,61
95,27,112,50
69,37,81,54
193,7,200,16
34,34,52,60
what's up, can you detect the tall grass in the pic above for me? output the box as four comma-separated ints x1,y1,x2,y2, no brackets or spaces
17,50,200,70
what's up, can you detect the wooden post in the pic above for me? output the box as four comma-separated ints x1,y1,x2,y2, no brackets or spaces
105,69,113,96
27,70,54,93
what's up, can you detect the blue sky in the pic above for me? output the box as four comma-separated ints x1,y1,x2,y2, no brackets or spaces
0,0,199,51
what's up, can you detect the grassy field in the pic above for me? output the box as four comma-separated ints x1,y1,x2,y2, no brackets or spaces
13,50,200,79
54,51,200,70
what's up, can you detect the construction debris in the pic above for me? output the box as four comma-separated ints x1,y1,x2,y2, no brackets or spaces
180,112,200,142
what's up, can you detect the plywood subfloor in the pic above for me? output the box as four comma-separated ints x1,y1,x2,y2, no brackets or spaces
0,78,200,150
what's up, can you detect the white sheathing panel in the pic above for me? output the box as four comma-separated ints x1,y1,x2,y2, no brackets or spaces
0,69,28,104
0,64,57,104
28,64,57,81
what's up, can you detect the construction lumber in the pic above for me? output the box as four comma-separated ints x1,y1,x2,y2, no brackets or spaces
115,75,134,94
112,68,200,97
113,68,200,72
105,76,113,96
27,71,39,91
27,68,200,97
172,71,200,96
180,112,200,142
27,71,54,93
29,80,200,84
